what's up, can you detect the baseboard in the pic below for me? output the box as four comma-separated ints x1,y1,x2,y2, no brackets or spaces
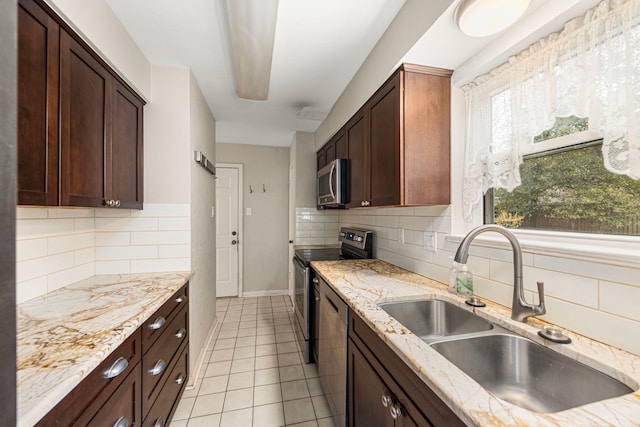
186,318,219,389
241,290,289,297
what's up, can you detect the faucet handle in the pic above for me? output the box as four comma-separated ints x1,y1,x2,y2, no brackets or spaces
536,281,546,315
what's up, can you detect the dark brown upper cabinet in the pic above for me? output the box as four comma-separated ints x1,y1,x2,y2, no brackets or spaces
318,63,452,209
18,0,144,209
17,0,59,206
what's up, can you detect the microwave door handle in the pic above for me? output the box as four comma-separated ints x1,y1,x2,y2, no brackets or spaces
329,163,336,199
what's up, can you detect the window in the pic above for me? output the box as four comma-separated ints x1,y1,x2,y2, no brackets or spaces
485,117,640,236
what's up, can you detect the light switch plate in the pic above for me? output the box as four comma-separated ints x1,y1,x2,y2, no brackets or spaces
424,232,437,252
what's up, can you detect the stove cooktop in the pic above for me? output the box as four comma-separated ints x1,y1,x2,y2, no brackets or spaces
294,248,342,266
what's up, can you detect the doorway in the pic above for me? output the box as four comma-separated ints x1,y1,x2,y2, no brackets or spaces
215,164,243,297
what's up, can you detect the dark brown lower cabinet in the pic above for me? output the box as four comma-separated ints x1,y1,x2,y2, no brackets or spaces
348,310,465,427
36,284,189,427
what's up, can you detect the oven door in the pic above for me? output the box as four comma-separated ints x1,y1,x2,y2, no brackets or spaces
293,256,309,340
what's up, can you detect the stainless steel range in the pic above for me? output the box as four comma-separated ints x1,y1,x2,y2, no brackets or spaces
293,227,373,363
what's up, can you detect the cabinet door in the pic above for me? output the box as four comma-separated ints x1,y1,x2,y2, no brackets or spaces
369,72,400,207
17,0,59,206
348,339,395,427
85,362,142,427
60,30,112,208
334,130,347,160
345,108,369,208
112,81,144,209
317,149,327,171
325,140,336,164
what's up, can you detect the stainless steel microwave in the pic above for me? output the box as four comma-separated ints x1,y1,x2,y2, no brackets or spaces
317,159,347,207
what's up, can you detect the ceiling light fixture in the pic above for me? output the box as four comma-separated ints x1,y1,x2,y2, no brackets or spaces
225,0,279,101
454,0,531,38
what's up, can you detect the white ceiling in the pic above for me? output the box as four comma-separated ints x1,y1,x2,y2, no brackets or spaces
106,0,604,147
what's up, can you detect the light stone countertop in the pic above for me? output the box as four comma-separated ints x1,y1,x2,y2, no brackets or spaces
311,259,640,427
17,271,193,427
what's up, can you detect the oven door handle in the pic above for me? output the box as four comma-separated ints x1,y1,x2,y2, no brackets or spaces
293,256,306,271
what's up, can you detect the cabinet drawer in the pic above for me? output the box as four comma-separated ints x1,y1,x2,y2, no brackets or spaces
142,306,188,414
143,346,189,427
37,329,142,426
86,362,142,427
142,284,188,352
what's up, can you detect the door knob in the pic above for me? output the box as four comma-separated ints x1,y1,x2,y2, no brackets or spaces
232,231,237,236
231,240,237,245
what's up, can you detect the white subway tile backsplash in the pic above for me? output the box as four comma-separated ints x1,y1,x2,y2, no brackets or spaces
158,217,190,231
16,277,48,304
375,216,399,228
398,216,432,231
16,239,47,262
47,208,94,218
158,245,190,258
599,281,640,321
16,207,48,219
16,204,192,302
95,217,159,232
95,245,158,261
74,218,95,233
95,232,131,246
523,266,598,308
17,252,74,282
131,258,190,273
48,233,93,255
534,254,639,287
48,264,94,292
74,248,95,265
95,260,131,275
131,230,190,245
17,219,75,240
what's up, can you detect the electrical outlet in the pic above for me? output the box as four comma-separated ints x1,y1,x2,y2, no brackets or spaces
424,232,437,252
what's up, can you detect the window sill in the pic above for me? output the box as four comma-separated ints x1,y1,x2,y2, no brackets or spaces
446,229,640,269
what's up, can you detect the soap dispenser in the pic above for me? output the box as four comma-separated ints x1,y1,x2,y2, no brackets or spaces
456,264,474,297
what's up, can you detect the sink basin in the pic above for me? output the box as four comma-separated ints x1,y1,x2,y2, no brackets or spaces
377,299,493,341
431,334,633,413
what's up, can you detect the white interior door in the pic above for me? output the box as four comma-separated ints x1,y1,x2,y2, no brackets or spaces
288,163,295,305
216,167,240,297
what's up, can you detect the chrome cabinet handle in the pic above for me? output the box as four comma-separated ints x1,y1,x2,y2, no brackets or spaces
113,416,130,427
312,278,319,284
381,394,392,407
148,316,166,331
175,294,188,304
153,417,164,427
175,372,186,385
115,200,121,207
315,296,320,302
390,404,402,419
102,356,129,379
148,359,166,376
361,201,365,206
175,328,187,339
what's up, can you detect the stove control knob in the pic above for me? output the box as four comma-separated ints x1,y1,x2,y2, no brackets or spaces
355,236,363,242
340,232,346,237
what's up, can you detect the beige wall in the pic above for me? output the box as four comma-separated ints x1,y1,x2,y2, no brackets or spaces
188,72,218,378
45,0,151,98
217,143,290,294
291,132,317,208
144,66,191,204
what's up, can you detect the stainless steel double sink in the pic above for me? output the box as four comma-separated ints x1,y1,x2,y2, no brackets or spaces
377,299,633,413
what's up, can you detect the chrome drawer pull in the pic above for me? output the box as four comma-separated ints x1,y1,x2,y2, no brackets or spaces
113,416,130,427
175,328,187,339
312,278,319,284
148,359,166,376
153,417,164,427
175,372,186,385
175,294,188,304
381,394,392,407
148,316,166,331
390,405,402,419
102,357,128,379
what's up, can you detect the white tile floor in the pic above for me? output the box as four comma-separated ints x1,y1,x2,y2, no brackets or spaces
170,296,336,427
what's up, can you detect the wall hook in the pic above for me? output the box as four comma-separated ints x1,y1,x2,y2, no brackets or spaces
263,184,266,192
249,185,253,194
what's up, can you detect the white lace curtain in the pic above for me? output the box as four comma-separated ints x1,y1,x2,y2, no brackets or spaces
462,0,640,222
